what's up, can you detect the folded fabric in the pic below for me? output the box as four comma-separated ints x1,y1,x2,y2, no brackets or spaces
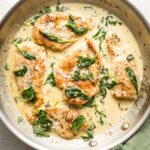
113,116,150,150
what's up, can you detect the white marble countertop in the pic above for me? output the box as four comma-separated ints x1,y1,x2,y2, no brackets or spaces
0,0,149,150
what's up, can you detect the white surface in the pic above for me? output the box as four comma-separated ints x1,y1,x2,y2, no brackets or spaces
0,0,149,150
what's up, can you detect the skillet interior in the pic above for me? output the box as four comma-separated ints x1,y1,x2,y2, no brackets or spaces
0,0,150,150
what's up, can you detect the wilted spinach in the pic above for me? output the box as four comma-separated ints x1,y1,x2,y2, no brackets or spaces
66,15,88,35
99,67,117,98
22,86,36,102
72,70,94,81
125,67,138,94
101,15,122,26
81,123,96,141
56,0,68,12
33,110,53,137
16,45,36,60
24,6,51,26
93,27,107,51
40,30,76,43
126,54,134,62
45,63,56,87
4,63,9,70
14,66,27,77
95,105,106,125
71,115,85,134
65,87,92,101
77,56,95,68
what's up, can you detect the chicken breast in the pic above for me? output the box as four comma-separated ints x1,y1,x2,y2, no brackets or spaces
106,34,138,99
46,108,88,139
54,38,102,105
111,61,137,99
14,41,47,108
33,12,93,51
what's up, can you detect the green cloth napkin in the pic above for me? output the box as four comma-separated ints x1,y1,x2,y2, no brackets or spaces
113,116,150,150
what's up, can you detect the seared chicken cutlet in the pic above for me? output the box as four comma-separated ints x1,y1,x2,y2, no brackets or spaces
46,108,88,139
106,34,138,99
33,12,93,51
54,38,102,106
14,41,47,114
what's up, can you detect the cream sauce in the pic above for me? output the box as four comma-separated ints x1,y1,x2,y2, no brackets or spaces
5,3,143,138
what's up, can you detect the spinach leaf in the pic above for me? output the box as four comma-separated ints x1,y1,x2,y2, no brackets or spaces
99,67,117,98
77,56,95,68
22,86,36,102
106,78,117,89
125,67,138,94
93,27,107,51
4,63,9,70
21,50,36,60
56,0,68,12
24,6,51,26
66,15,88,35
45,72,56,86
101,67,109,76
40,30,76,43
83,96,95,108
45,63,56,86
81,123,96,141
126,54,134,62
101,15,122,26
17,116,23,123
33,110,53,137
71,115,85,134
99,77,107,98
95,105,106,125
65,87,92,101
13,38,23,45
14,66,27,77
83,6,97,17
16,45,36,60
72,70,94,81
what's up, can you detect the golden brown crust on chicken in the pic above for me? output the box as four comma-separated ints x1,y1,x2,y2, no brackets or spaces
106,34,137,99
33,12,93,51
14,42,47,109
111,61,137,99
46,108,88,139
54,38,102,105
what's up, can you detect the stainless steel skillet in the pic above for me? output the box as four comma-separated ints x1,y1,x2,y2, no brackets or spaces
0,0,150,150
